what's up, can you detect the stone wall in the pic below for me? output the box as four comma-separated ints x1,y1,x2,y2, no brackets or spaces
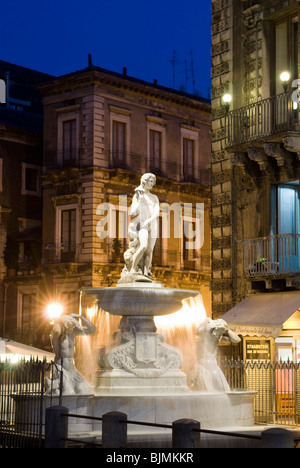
211,0,234,317
211,0,300,317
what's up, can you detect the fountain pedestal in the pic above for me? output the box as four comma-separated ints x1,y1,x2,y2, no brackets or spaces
82,283,198,395
92,322,189,394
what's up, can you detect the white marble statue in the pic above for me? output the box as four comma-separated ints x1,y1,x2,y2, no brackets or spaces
120,173,159,283
192,318,241,392
45,314,96,395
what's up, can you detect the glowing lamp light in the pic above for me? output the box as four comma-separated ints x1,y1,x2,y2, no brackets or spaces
154,295,206,330
280,71,291,92
47,302,63,323
222,93,232,112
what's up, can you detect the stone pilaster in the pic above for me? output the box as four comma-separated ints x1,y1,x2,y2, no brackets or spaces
211,0,234,317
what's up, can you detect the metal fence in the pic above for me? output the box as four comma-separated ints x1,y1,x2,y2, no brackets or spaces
1,357,300,447
222,358,300,426
0,359,55,448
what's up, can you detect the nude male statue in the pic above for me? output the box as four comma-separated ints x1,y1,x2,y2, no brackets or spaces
129,173,159,278
45,314,96,395
119,173,160,282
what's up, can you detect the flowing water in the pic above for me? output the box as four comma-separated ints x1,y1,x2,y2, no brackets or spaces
75,293,207,386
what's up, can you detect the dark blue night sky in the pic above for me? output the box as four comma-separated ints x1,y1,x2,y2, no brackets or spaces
1,0,211,98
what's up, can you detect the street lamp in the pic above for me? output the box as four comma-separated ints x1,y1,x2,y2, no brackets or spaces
280,71,291,92
47,302,63,323
222,93,232,112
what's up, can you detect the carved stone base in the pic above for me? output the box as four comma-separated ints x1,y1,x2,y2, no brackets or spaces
94,313,189,394
91,368,189,395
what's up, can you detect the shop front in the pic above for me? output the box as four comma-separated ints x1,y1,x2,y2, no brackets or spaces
221,291,300,424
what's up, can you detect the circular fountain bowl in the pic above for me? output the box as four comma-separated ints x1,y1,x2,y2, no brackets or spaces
81,285,200,316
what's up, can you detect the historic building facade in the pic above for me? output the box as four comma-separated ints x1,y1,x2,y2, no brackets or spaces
11,63,211,350
211,0,300,360
0,61,52,346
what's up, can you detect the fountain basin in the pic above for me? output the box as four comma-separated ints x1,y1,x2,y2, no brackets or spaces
38,391,256,435
81,285,200,395
81,285,200,317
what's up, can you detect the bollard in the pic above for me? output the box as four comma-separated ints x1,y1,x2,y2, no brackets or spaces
102,411,127,448
172,418,200,448
44,405,68,448
261,428,294,448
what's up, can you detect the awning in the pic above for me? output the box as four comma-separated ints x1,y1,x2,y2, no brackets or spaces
221,291,300,338
0,338,54,362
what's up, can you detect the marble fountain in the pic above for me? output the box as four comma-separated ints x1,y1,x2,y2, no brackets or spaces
43,173,256,442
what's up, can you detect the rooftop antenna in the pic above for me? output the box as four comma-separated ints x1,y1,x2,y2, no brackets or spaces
190,50,195,94
169,50,180,89
88,53,93,68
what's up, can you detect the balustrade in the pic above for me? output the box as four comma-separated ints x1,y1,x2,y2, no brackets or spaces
225,92,298,147
243,234,300,277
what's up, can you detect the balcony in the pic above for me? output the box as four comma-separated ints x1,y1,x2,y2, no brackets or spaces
44,149,211,186
243,234,300,278
225,92,298,148
108,151,211,185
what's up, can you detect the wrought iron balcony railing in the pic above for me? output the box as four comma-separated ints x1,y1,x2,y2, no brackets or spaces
243,233,300,278
108,150,211,185
225,92,299,148
44,149,211,186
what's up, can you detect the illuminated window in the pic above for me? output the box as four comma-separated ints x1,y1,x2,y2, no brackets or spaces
271,181,300,272
271,181,300,236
